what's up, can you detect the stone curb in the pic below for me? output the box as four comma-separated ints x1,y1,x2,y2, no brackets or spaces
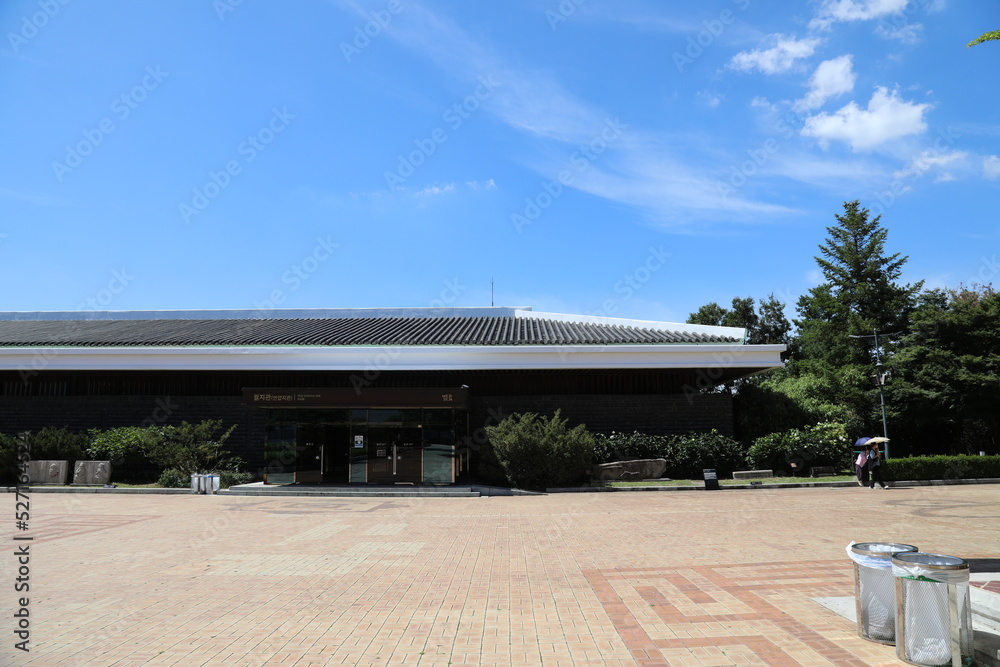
6,477,999,495
549,477,1000,493
2,486,192,494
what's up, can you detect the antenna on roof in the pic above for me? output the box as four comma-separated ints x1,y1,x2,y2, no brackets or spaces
491,278,494,307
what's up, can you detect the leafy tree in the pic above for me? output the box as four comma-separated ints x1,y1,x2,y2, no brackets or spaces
755,293,793,347
687,302,728,327
687,294,791,345
888,285,1000,454
786,201,922,438
968,30,1000,47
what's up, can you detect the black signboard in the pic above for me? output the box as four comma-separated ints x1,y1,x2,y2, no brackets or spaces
242,386,469,409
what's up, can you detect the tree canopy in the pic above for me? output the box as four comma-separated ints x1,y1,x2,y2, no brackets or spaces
694,200,996,456
968,30,1000,47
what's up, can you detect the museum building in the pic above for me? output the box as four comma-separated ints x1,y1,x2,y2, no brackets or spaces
0,307,785,484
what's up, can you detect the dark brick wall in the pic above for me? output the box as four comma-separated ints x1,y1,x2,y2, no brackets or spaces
468,393,733,436
0,396,267,471
1,391,733,481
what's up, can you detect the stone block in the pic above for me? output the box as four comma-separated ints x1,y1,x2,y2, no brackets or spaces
27,460,69,485
733,470,774,480
810,466,836,477
592,458,667,481
73,460,114,485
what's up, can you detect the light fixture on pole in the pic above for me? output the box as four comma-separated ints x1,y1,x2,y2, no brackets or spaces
848,329,897,459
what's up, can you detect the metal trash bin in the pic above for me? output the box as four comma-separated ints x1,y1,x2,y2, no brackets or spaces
891,552,974,666
203,474,220,495
190,474,205,494
848,542,919,644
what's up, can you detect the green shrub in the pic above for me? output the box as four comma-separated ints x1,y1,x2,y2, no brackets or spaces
594,430,746,479
25,426,89,462
473,440,509,486
0,433,21,485
593,431,673,463
883,455,1000,481
87,426,158,483
747,422,851,475
157,468,190,488
668,431,747,479
145,420,238,475
485,410,595,490
219,470,253,488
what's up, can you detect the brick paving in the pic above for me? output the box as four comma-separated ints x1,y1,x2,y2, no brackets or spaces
1,484,997,666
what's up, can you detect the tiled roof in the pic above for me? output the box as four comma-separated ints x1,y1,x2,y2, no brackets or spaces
0,317,740,347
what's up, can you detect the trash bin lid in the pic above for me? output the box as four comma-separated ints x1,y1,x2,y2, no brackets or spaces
891,552,968,571
851,542,918,559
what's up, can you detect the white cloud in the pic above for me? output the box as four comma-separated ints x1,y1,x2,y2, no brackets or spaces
729,35,821,74
465,179,496,190
415,183,455,196
811,0,909,30
984,156,1000,180
698,91,722,108
802,87,931,151
875,23,923,43
794,55,856,111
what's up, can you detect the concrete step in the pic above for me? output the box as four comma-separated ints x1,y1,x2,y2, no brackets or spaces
219,484,481,498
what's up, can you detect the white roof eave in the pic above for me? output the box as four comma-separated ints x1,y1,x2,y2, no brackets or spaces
0,343,786,372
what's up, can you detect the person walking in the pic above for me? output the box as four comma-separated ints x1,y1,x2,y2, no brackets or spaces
868,442,888,489
854,437,870,487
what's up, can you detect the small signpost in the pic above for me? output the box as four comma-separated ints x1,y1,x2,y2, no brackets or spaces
703,468,719,490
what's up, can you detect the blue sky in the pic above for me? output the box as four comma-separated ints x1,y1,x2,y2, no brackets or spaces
1,0,997,323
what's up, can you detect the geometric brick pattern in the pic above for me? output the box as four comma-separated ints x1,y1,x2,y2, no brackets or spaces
2,485,997,665
23,513,159,544
587,561,874,666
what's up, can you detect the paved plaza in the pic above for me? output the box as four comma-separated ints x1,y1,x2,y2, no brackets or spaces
2,484,998,666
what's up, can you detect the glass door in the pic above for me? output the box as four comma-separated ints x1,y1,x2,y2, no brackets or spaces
322,425,351,484
294,425,323,483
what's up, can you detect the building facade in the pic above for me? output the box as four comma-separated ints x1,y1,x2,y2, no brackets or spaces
0,307,785,484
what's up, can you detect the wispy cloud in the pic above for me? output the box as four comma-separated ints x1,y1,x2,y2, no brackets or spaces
894,150,967,181
984,155,1000,180
810,0,909,30
333,0,797,225
415,183,455,196
875,22,923,43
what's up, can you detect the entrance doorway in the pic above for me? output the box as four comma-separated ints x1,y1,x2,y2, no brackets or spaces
367,426,422,483
264,406,463,485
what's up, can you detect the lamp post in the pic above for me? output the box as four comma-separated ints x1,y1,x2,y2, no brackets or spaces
849,330,897,459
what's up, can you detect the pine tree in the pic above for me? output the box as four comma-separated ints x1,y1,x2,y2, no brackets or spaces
795,200,922,365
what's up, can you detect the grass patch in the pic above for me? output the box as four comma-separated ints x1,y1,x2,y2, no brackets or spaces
597,475,857,487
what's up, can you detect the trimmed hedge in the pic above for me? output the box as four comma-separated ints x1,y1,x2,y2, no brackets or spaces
746,422,851,475
593,430,746,479
883,455,1000,481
